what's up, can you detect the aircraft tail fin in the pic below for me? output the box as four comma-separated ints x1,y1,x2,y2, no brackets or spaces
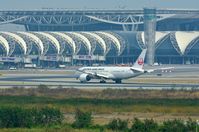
133,49,147,69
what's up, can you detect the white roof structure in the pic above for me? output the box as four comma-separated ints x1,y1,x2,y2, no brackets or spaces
35,32,60,54
82,32,106,54
174,31,199,54
0,35,9,56
0,32,27,55
69,32,91,54
140,32,169,44
18,32,44,55
52,32,76,54
97,32,121,54
1,31,199,61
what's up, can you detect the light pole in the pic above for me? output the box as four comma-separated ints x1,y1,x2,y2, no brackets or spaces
196,120,198,132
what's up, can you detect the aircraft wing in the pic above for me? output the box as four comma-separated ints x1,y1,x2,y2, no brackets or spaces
77,69,113,79
146,67,174,73
77,69,96,76
95,72,113,79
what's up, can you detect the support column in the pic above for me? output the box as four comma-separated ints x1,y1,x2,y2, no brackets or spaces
144,8,156,65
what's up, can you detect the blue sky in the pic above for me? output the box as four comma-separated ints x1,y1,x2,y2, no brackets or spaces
0,0,198,10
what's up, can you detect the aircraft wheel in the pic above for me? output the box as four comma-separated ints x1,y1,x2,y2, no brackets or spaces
100,80,106,83
115,80,122,84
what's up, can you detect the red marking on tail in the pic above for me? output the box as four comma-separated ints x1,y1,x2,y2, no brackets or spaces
138,58,144,65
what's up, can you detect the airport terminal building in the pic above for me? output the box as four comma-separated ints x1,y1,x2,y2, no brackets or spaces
0,31,198,67
0,9,198,68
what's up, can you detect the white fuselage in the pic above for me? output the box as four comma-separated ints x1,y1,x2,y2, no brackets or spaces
78,66,144,80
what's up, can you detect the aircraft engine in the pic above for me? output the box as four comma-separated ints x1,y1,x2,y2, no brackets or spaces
79,73,91,82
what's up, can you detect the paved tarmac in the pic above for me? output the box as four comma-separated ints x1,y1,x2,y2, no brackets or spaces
0,65,198,89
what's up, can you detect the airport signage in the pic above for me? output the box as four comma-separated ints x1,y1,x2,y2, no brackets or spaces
73,55,93,60
40,56,59,61
0,57,22,62
73,55,105,61
63,57,71,62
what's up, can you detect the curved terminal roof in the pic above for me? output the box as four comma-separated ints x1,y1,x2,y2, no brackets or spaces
18,32,44,55
156,32,169,44
174,31,199,54
1,31,199,58
69,32,91,54
97,32,121,54
52,32,76,54
0,32,27,54
140,32,169,44
0,35,9,56
82,32,106,54
35,32,60,54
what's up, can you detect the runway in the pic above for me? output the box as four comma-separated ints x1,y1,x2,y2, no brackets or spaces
0,81,197,89
0,65,198,89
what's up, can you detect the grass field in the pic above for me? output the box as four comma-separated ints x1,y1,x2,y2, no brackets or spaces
0,87,199,131
0,95,199,114
0,124,104,132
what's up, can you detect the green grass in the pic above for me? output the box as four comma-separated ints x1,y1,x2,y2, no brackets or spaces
0,95,199,131
0,96,199,106
0,88,199,131
0,124,104,132
0,96,199,114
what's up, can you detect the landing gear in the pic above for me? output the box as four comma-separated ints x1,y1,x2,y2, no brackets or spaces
100,80,106,83
115,79,122,84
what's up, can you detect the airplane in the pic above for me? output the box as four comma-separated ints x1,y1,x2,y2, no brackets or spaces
77,49,173,83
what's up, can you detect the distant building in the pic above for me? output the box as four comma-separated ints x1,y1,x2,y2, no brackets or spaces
0,9,198,67
0,31,198,68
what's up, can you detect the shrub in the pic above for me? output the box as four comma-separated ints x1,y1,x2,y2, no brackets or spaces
185,118,198,132
130,118,145,132
72,108,92,128
130,118,158,132
37,84,49,93
143,119,158,132
107,118,128,131
32,107,63,126
0,107,32,128
0,106,63,128
160,119,187,132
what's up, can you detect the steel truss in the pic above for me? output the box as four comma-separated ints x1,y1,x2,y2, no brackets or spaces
80,33,97,55
48,33,66,55
170,32,182,55
0,9,186,31
32,32,50,55
16,33,33,55
184,36,199,55
65,33,82,55
0,33,16,57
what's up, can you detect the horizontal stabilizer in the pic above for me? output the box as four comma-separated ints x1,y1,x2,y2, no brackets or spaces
146,67,174,73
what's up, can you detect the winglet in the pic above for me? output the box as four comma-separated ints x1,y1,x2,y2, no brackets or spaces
133,49,147,69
